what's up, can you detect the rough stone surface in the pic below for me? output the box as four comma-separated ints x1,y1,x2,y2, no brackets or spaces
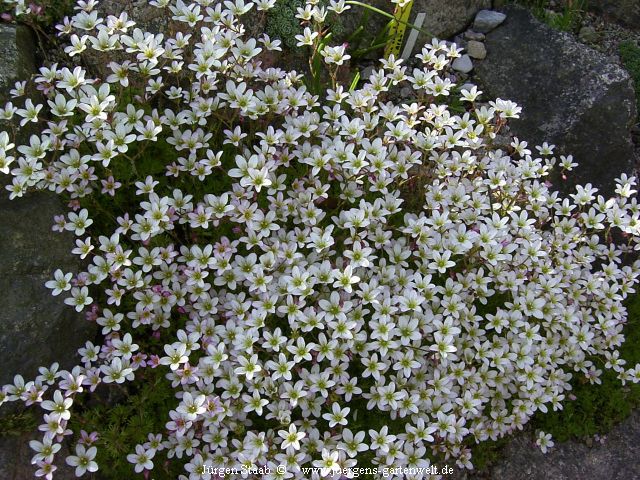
412,0,491,44
473,9,507,33
0,22,95,480
466,40,487,59
0,432,78,480
452,54,474,73
475,6,637,195
0,24,94,387
0,185,94,386
588,0,640,30
482,412,640,480
87,0,168,77
98,0,167,33
0,24,36,103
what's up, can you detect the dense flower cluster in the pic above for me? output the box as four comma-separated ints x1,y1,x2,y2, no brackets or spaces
2,0,640,479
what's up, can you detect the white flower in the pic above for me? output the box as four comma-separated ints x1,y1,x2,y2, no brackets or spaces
64,286,93,312
126,444,155,473
235,354,262,380
322,402,350,427
45,269,73,296
15,99,42,126
536,431,554,454
65,445,98,477
295,27,319,47
321,44,351,66
312,449,341,477
65,209,93,236
278,423,306,451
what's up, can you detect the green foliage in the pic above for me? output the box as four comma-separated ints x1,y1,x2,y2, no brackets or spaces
0,0,75,29
69,368,182,479
266,0,344,50
266,0,305,50
510,0,587,32
0,409,38,436
619,40,640,115
532,293,640,441
469,292,640,472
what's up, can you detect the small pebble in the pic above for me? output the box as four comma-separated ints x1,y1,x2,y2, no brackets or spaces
578,26,599,43
466,40,487,60
464,30,485,41
473,10,507,33
452,55,473,73
361,66,374,80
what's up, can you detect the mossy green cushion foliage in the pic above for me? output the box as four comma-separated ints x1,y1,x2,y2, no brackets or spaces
471,293,640,471
510,0,586,32
619,40,640,115
266,0,344,49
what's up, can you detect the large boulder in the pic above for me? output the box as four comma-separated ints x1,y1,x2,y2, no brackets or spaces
0,24,36,103
475,6,637,196
0,22,95,480
0,186,94,386
0,431,79,480
486,411,640,480
0,24,94,386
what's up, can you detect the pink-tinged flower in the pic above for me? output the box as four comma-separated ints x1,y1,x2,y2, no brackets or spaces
131,352,148,368
85,304,99,322
35,459,56,480
52,215,67,232
147,355,161,368
78,430,99,446
29,3,44,16
36,83,55,95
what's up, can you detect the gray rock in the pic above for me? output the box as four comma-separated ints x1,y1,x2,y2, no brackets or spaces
0,432,78,480
588,0,640,30
466,40,487,59
0,24,36,104
578,26,599,43
0,24,92,387
0,20,96,478
486,411,640,480
98,0,166,33
411,0,491,54
452,54,474,73
0,26,95,386
0,186,94,386
87,0,168,78
361,65,375,81
464,30,486,41
475,6,637,195
473,9,507,33
415,0,491,39
400,86,413,98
